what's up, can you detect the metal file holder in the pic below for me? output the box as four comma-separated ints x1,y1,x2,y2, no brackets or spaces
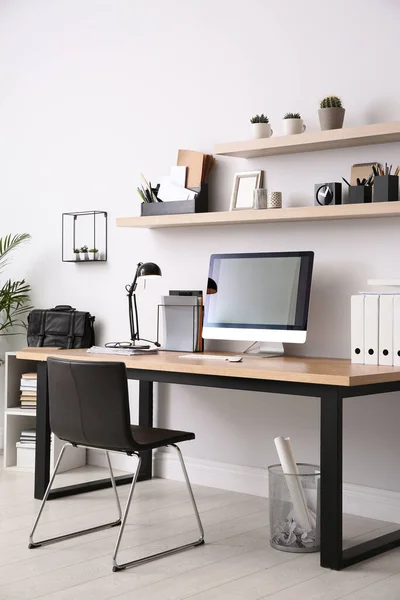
156,304,204,352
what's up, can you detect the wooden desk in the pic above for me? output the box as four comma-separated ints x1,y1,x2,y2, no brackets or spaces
16,348,400,571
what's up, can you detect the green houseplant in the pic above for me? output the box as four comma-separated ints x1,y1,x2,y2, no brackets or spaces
73,248,80,261
282,112,306,135
89,248,99,261
0,234,32,363
250,114,273,139
318,96,345,130
80,245,89,261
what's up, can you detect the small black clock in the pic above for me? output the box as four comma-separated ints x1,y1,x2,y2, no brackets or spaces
314,182,342,206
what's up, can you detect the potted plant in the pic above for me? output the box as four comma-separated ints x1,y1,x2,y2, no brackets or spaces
80,245,89,261
0,234,32,365
89,248,99,261
250,114,273,139
283,112,306,135
73,248,80,261
318,96,345,131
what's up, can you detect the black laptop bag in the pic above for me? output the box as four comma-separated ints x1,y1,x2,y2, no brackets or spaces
27,305,95,349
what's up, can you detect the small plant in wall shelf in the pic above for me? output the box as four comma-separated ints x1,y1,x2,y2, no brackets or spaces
250,114,273,140
73,248,80,261
80,245,89,261
318,95,345,131
89,248,99,261
282,112,306,135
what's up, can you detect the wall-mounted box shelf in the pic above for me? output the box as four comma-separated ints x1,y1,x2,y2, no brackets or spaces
214,121,400,158
116,202,400,230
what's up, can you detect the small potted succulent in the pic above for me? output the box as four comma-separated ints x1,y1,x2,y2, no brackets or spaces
250,114,273,139
73,248,81,261
282,112,306,135
89,248,99,260
318,96,345,131
80,245,89,261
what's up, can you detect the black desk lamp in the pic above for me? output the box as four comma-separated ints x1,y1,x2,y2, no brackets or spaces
125,262,162,348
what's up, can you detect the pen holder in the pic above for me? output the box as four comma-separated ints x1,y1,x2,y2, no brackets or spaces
141,184,208,216
373,175,399,203
345,185,372,204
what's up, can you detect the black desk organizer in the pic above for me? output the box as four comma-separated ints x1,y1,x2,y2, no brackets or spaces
373,175,399,203
141,184,208,216
345,186,372,204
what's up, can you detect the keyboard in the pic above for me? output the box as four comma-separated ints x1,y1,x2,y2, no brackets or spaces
179,354,242,362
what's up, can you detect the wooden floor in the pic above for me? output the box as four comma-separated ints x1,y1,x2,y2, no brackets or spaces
1,465,400,600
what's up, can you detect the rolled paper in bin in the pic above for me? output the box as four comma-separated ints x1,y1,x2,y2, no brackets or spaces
273,436,313,531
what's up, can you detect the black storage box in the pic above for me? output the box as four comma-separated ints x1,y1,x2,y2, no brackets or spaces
141,184,208,216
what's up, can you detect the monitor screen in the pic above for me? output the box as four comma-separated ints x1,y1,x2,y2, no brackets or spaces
204,252,314,334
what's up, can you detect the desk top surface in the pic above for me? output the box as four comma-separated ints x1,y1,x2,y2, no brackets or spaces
15,348,400,387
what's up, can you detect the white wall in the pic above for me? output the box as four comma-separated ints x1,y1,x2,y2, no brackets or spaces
1,0,400,493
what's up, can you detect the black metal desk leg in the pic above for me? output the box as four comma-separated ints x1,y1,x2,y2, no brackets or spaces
34,362,51,500
138,380,154,481
320,387,343,570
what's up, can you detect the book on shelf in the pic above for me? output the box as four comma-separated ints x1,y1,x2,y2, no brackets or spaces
19,429,36,444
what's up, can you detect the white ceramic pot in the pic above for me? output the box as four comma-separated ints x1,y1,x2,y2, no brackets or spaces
283,119,306,135
251,122,273,139
74,254,81,261
89,252,98,261
81,252,89,261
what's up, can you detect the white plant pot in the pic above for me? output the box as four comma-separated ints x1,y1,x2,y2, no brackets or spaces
283,118,306,135
81,252,89,261
89,253,98,261
74,254,81,261
251,122,273,139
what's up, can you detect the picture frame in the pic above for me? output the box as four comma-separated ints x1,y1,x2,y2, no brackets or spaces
230,171,263,210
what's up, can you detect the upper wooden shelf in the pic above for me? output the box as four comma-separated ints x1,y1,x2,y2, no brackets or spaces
116,202,400,229
214,121,400,158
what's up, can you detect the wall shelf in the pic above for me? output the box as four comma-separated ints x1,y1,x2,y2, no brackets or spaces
214,121,400,158
116,202,400,230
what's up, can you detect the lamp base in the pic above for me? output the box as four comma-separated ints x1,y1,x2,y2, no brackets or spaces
128,341,151,350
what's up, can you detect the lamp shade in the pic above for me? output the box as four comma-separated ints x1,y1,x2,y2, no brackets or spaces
137,262,162,279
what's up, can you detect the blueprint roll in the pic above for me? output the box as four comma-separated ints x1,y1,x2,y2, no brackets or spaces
273,436,313,531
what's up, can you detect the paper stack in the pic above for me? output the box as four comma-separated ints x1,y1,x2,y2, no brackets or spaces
20,372,37,410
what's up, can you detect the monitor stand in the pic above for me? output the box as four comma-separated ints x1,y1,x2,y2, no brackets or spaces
243,342,284,359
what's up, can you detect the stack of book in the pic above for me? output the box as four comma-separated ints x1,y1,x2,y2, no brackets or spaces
20,372,37,410
19,429,36,446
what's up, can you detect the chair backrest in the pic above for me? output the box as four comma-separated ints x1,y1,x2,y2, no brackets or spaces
48,357,137,452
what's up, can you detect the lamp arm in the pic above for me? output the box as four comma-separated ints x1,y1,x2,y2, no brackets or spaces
127,262,143,296
133,293,140,341
128,293,136,343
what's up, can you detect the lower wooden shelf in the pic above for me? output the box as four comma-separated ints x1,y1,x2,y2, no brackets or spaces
116,202,400,230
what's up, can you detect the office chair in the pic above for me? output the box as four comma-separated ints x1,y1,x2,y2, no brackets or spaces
28,358,204,572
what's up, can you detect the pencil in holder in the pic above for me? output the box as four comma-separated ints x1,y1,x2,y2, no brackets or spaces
345,185,372,204
373,175,399,203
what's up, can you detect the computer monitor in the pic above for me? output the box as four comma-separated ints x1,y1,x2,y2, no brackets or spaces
203,251,314,357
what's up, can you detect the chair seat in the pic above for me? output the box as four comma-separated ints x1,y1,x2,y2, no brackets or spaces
130,425,195,450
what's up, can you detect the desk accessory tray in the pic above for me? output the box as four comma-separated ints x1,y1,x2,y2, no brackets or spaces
141,184,208,216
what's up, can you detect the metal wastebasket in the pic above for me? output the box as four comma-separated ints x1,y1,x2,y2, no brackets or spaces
268,463,320,553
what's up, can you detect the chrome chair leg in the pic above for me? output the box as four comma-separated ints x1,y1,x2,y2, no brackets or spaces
28,443,121,549
112,446,204,572
106,451,122,521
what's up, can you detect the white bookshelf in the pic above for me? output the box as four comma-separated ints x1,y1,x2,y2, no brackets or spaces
3,352,86,473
